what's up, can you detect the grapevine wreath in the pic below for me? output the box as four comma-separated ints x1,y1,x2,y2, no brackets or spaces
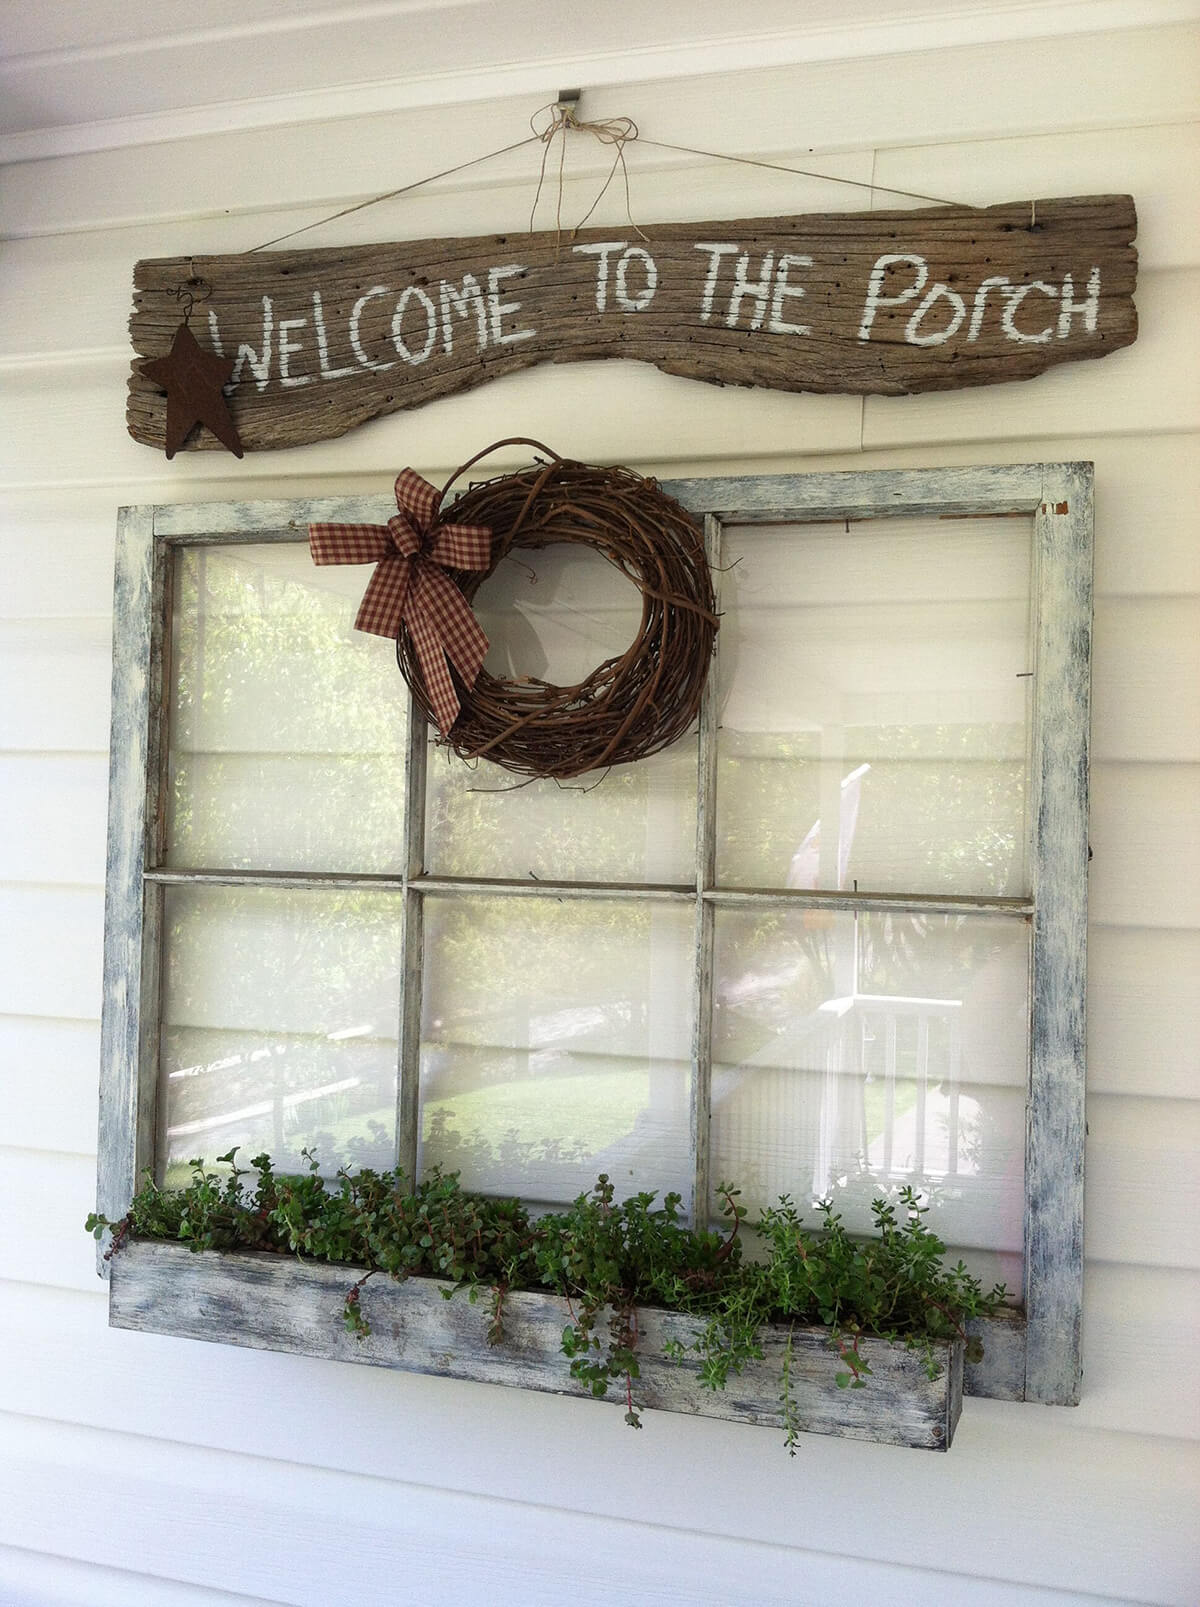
311,438,720,781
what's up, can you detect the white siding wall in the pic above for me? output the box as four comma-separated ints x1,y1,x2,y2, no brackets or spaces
2,21,1198,1606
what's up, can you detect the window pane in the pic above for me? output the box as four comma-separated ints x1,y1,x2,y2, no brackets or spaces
421,894,693,1208
166,545,409,872
159,884,403,1182
716,517,1033,896
426,543,697,883
711,906,1027,1286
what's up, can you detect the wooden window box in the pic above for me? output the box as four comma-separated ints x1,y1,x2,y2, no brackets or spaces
110,1240,965,1451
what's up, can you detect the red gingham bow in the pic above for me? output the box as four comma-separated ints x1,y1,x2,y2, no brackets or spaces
309,469,492,735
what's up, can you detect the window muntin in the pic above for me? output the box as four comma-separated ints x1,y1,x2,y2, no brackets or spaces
157,513,1032,1284
100,464,1091,1406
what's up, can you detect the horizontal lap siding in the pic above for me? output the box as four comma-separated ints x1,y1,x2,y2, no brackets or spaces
2,21,1198,1607
1,1409,1198,1607
0,357,869,488
0,1018,101,1154
0,1546,290,1607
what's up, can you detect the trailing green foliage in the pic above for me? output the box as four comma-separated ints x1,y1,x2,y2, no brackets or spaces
87,1151,1006,1450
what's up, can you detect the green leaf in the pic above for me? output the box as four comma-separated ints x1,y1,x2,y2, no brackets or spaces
80,1150,1007,1454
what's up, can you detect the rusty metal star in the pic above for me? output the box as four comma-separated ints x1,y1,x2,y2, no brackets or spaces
140,323,244,458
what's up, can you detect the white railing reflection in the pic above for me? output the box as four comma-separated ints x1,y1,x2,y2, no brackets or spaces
714,990,972,1207
817,993,963,1183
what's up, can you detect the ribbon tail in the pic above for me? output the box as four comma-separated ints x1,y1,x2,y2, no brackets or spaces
405,566,490,734
354,555,413,638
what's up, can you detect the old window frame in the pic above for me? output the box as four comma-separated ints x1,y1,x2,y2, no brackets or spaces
97,462,1091,1409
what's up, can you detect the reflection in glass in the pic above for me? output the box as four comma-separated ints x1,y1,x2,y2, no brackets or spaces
716,516,1033,896
425,543,697,884
160,885,403,1183
167,544,409,872
711,908,1027,1284
421,895,693,1207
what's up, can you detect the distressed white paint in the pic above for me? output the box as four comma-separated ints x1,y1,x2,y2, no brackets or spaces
109,1241,964,1450
3,17,1199,1607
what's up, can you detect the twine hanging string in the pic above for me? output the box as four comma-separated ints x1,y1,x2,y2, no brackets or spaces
633,135,960,209
528,102,648,248
245,107,968,255
248,135,543,253
529,105,962,220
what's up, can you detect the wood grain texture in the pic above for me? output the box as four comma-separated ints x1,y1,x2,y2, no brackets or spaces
95,508,157,1273
109,1239,962,1450
662,460,1047,521
10,29,1197,1607
148,460,1046,535
689,514,722,1224
1024,464,1093,1405
395,704,426,1181
964,1306,1027,1401
127,197,1137,453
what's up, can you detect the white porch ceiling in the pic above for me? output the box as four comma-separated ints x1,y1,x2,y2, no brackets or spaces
2,0,1197,161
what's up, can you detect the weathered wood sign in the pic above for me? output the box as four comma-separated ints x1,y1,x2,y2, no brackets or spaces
128,195,1137,453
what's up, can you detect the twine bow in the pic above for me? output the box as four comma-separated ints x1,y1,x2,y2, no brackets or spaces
309,469,492,735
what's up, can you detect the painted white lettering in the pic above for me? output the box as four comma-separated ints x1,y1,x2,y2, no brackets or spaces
694,243,740,322
768,254,813,336
858,254,928,342
726,250,776,330
905,283,967,347
439,273,488,353
391,285,438,365
349,286,395,372
206,310,235,396
311,290,356,380
486,265,536,346
214,295,273,389
572,241,626,313
614,247,658,312
1001,281,1058,344
1057,266,1102,338
278,318,313,387
967,276,1011,342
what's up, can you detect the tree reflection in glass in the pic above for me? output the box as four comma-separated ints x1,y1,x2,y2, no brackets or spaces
167,544,409,873
160,885,404,1184
420,894,694,1209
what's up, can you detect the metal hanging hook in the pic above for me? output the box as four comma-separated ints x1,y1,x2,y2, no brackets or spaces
165,276,213,325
